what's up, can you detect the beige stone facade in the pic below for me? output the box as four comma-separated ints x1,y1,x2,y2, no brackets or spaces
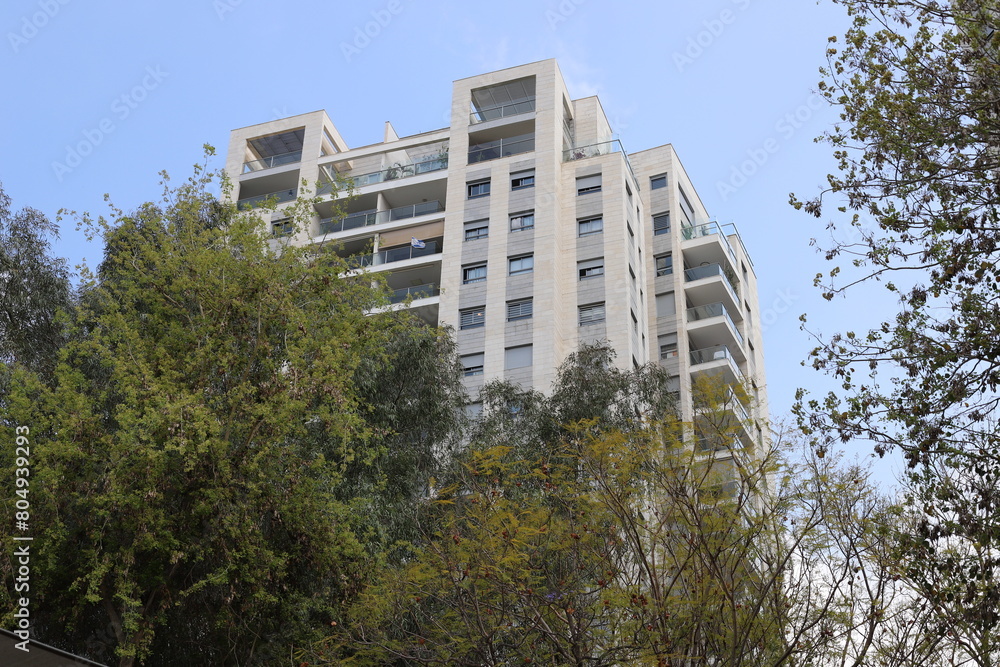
223,59,767,442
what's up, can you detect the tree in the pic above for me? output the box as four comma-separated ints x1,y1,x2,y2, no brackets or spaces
0,182,72,374
314,358,912,666
0,155,454,665
793,4,1000,663
793,0,1000,464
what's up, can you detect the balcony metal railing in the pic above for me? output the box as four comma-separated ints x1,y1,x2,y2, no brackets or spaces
687,302,744,347
237,189,297,210
347,239,442,269
319,155,449,194
684,264,740,305
242,150,303,173
563,139,638,184
468,134,535,164
469,98,536,124
681,221,738,263
389,283,440,303
318,201,443,235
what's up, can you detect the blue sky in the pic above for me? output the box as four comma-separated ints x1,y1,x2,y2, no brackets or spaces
0,0,902,481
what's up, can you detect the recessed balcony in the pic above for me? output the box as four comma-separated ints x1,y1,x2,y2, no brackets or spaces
318,200,444,236
468,133,535,164
349,237,443,271
242,150,302,174
469,76,536,125
319,154,449,194
237,188,297,210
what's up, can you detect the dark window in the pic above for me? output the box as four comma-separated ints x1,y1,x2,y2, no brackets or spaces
651,175,667,190
464,220,489,241
467,180,491,198
463,263,487,284
656,254,673,277
511,172,535,190
653,212,671,236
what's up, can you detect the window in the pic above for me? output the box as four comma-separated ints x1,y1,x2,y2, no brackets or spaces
655,253,673,277
653,212,671,236
511,170,535,190
578,258,604,280
651,174,667,190
467,180,491,198
631,310,639,334
271,220,292,237
578,216,603,237
656,292,676,317
463,263,487,284
510,211,535,232
576,174,602,195
464,219,489,241
508,254,534,276
461,353,484,377
579,303,606,325
505,345,533,370
507,298,533,321
626,181,633,200
658,334,677,359
460,306,485,329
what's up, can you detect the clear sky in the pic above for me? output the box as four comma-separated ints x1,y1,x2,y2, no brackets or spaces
0,0,902,481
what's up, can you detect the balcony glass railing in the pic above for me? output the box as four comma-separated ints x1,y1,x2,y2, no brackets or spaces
470,98,536,124
680,221,738,262
468,134,535,164
320,155,449,194
237,189,297,210
319,201,443,235
242,150,302,173
687,302,744,347
389,283,440,303
690,346,743,381
684,264,740,305
563,139,638,184
348,239,442,269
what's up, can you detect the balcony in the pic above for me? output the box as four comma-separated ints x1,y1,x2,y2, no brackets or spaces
242,150,302,174
690,344,744,386
320,155,449,194
681,221,738,264
237,188,297,210
470,98,536,124
389,283,439,303
468,133,535,164
349,238,443,270
684,263,741,313
563,139,638,184
318,201,443,235
687,302,745,360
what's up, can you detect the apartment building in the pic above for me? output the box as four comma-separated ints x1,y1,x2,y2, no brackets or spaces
223,59,767,449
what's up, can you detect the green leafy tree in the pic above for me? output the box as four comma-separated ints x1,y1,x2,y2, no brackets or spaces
0,155,453,666
793,3,1000,663
0,182,72,374
312,356,911,666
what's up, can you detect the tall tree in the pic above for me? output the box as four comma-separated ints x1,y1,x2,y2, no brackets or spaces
0,156,454,666
793,0,1000,464
794,3,1000,664
0,182,72,374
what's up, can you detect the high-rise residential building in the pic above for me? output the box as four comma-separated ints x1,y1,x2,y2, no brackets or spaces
223,59,767,446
